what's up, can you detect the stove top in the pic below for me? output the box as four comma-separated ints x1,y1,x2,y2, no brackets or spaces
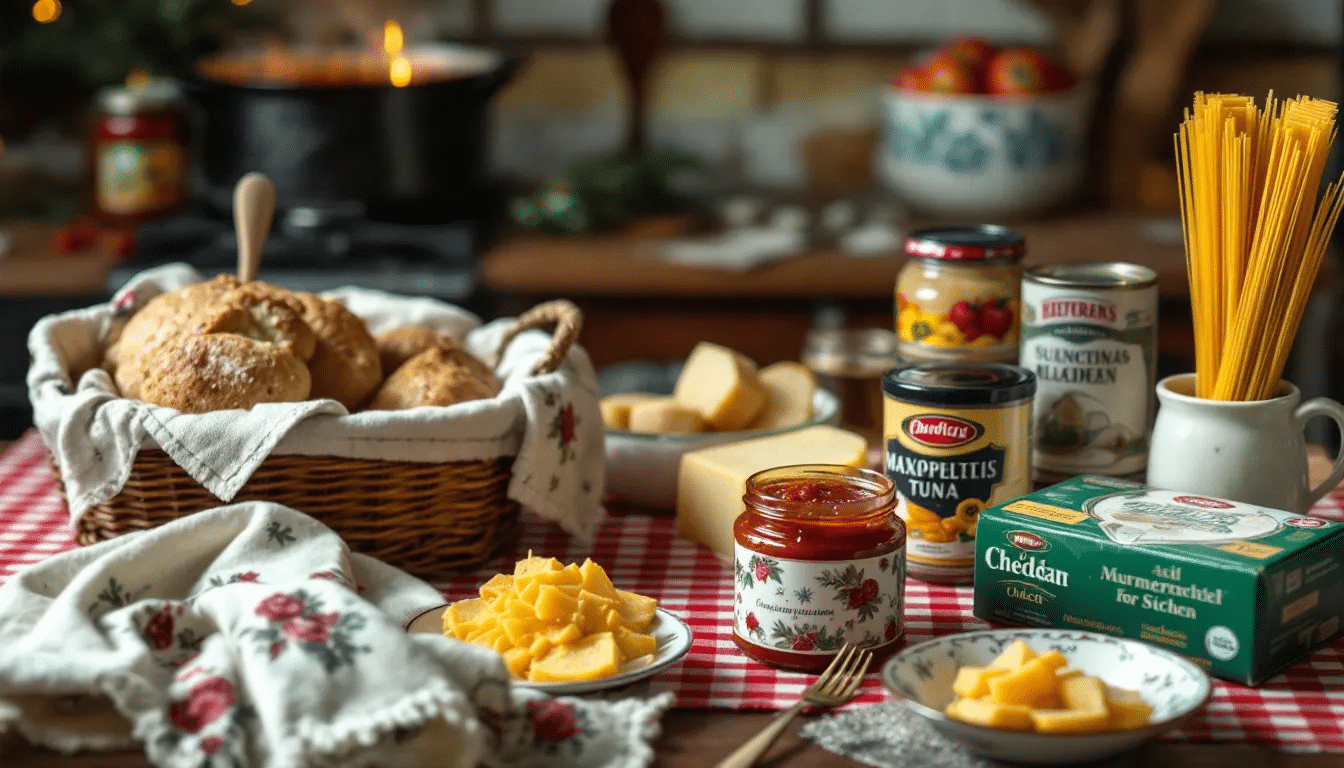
109,204,486,301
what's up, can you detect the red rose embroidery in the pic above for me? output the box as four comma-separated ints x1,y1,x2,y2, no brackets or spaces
145,606,175,650
169,677,235,733
861,579,879,599
200,736,223,755
791,634,815,651
269,641,284,660
753,562,770,581
283,615,334,645
528,698,580,743
235,572,259,583
745,612,760,632
845,590,866,610
256,593,304,622
559,405,576,444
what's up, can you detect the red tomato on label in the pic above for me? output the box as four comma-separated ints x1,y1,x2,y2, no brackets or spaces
892,64,928,91
941,36,995,73
986,48,1053,95
105,230,139,260
923,53,980,94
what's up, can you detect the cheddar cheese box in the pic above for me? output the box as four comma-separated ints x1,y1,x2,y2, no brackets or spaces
973,475,1344,685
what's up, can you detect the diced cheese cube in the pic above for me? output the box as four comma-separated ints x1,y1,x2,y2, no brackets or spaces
674,425,869,558
532,564,583,587
613,625,657,661
514,555,563,577
578,558,619,599
600,392,661,429
951,666,1009,699
945,698,1034,731
749,361,816,430
534,585,580,621
503,647,532,678
478,573,514,602
627,397,707,434
672,342,766,430
1059,675,1107,713
1030,708,1110,734
542,623,583,646
987,640,1037,670
987,651,1067,706
1104,685,1154,729
442,597,491,638
614,590,658,631
529,632,621,683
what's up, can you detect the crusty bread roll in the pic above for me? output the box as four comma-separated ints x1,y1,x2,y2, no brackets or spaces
195,282,318,362
108,274,241,399
365,346,501,410
289,292,383,409
136,333,312,413
375,325,458,376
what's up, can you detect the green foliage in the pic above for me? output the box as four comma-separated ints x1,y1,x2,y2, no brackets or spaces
1,0,272,85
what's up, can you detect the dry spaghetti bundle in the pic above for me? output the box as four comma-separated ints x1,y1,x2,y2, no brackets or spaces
1175,92,1344,401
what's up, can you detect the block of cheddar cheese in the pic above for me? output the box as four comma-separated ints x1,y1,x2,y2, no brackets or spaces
600,392,661,430
674,425,869,558
672,342,766,431
750,361,816,430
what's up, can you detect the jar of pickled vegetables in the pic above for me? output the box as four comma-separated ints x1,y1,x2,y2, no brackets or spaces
896,225,1024,365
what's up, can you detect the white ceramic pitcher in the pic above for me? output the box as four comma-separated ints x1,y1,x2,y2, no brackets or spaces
1147,373,1344,513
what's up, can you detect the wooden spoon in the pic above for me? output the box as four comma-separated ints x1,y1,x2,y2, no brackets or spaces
233,172,275,284
606,0,667,154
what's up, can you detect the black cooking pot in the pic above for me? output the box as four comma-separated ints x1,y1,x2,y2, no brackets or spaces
184,44,519,224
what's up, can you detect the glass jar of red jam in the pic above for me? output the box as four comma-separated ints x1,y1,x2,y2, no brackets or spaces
92,78,188,225
732,464,906,672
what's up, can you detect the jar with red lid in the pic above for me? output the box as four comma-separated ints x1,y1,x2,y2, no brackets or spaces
896,224,1025,365
92,78,188,225
732,464,906,672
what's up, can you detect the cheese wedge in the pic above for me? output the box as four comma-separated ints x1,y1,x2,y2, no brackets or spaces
627,398,707,434
600,392,661,429
675,425,868,558
750,361,816,430
672,342,766,431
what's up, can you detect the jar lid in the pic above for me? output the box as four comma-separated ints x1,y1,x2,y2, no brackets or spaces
904,225,1026,262
98,78,183,114
883,363,1036,406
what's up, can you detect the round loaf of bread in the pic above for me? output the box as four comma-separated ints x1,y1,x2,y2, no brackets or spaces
136,333,312,413
195,282,318,362
109,274,241,399
290,292,382,409
365,346,501,410
375,325,461,376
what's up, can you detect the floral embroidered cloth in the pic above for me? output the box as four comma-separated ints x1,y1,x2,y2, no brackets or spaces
28,264,606,542
0,502,670,768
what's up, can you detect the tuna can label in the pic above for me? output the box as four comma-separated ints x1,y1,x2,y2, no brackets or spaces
1021,271,1156,481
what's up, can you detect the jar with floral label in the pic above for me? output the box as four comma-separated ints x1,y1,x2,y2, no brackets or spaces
92,78,188,225
732,464,906,672
896,225,1025,364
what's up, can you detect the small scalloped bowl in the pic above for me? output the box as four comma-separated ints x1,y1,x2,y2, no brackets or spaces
881,628,1212,765
603,388,840,510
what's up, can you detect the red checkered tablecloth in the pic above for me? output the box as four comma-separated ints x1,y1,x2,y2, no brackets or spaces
4,429,1344,751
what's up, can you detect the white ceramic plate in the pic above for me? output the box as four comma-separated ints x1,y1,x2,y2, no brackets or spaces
407,605,694,695
881,628,1212,765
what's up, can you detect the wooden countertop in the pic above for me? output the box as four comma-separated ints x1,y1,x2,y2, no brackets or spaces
480,212,1191,299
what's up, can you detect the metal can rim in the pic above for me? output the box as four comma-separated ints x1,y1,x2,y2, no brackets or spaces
1024,262,1158,290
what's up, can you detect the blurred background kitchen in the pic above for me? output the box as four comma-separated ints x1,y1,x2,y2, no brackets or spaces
0,0,1340,443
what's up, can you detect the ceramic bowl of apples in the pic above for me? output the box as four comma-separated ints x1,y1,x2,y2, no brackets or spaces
879,36,1089,218
882,628,1212,764
600,341,839,510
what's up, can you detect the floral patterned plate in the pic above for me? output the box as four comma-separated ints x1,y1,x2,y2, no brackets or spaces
406,605,694,695
881,628,1211,764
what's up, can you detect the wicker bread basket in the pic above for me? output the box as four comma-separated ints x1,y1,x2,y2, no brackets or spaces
49,299,584,576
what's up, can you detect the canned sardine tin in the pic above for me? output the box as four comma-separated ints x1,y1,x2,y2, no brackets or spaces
1020,263,1158,483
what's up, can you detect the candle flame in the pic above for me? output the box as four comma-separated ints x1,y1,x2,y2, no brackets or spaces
32,0,60,23
384,20,411,87
383,20,404,56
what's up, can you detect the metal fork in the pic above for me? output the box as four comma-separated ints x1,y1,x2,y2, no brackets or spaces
714,643,874,768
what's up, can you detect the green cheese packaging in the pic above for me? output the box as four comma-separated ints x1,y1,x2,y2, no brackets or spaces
973,475,1344,685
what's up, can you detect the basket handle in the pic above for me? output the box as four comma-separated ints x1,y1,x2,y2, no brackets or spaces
494,299,583,376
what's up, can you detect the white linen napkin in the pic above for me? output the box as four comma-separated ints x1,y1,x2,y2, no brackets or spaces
0,502,670,768
27,265,605,542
